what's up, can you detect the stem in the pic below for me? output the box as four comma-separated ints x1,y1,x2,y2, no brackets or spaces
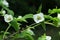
4,22,55,39
44,22,55,26
29,23,37,27
3,23,11,39
29,22,56,29
29,23,41,29
5,31,19,39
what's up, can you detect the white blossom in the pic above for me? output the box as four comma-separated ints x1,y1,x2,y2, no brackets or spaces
18,16,22,19
57,13,60,26
2,0,9,7
2,10,6,16
57,13,60,19
46,36,51,40
33,12,44,23
4,14,13,23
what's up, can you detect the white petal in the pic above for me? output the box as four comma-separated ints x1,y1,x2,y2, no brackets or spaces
2,10,6,16
2,0,9,7
33,13,44,23
57,13,60,19
39,12,44,17
4,14,13,23
46,36,51,40
2,10,6,14
18,16,22,19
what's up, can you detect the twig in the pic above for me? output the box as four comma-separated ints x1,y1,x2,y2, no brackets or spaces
29,23,37,27
3,23,11,39
44,22,55,26
29,23,41,29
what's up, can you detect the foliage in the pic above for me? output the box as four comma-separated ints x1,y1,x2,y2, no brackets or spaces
0,0,60,40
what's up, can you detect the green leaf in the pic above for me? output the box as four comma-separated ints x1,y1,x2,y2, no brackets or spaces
10,18,20,31
0,35,3,40
14,33,25,38
17,18,27,22
57,9,60,13
44,15,53,20
48,9,52,13
0,0,3,6
58,19,60,27
25,34,34,40
7,10,14,16
53,17,60,27
25,29,35,35
48,8,57,15
52,9,57,13
23,14,33,19
14,30,34,40
52,17,59,27
48,8,60,15
37,4,42,13
41,22,46,31
3,7,14,16
38,34,46,40
14,31,28,38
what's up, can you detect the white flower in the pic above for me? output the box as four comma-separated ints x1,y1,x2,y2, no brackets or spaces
18,16,22,19
4,14,13,23
46,36,51,40
33,13,44,23
57,13,60,26
57,13,60,19
2,10,6,16
2,0,9,7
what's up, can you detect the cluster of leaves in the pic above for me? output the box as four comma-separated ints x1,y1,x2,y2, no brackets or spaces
47,7,60,27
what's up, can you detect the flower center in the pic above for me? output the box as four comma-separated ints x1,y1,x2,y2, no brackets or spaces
8,17,11,20
37,16,41,20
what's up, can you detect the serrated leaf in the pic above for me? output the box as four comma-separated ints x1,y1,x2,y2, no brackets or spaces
10,18,20,31
23,14,33,19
